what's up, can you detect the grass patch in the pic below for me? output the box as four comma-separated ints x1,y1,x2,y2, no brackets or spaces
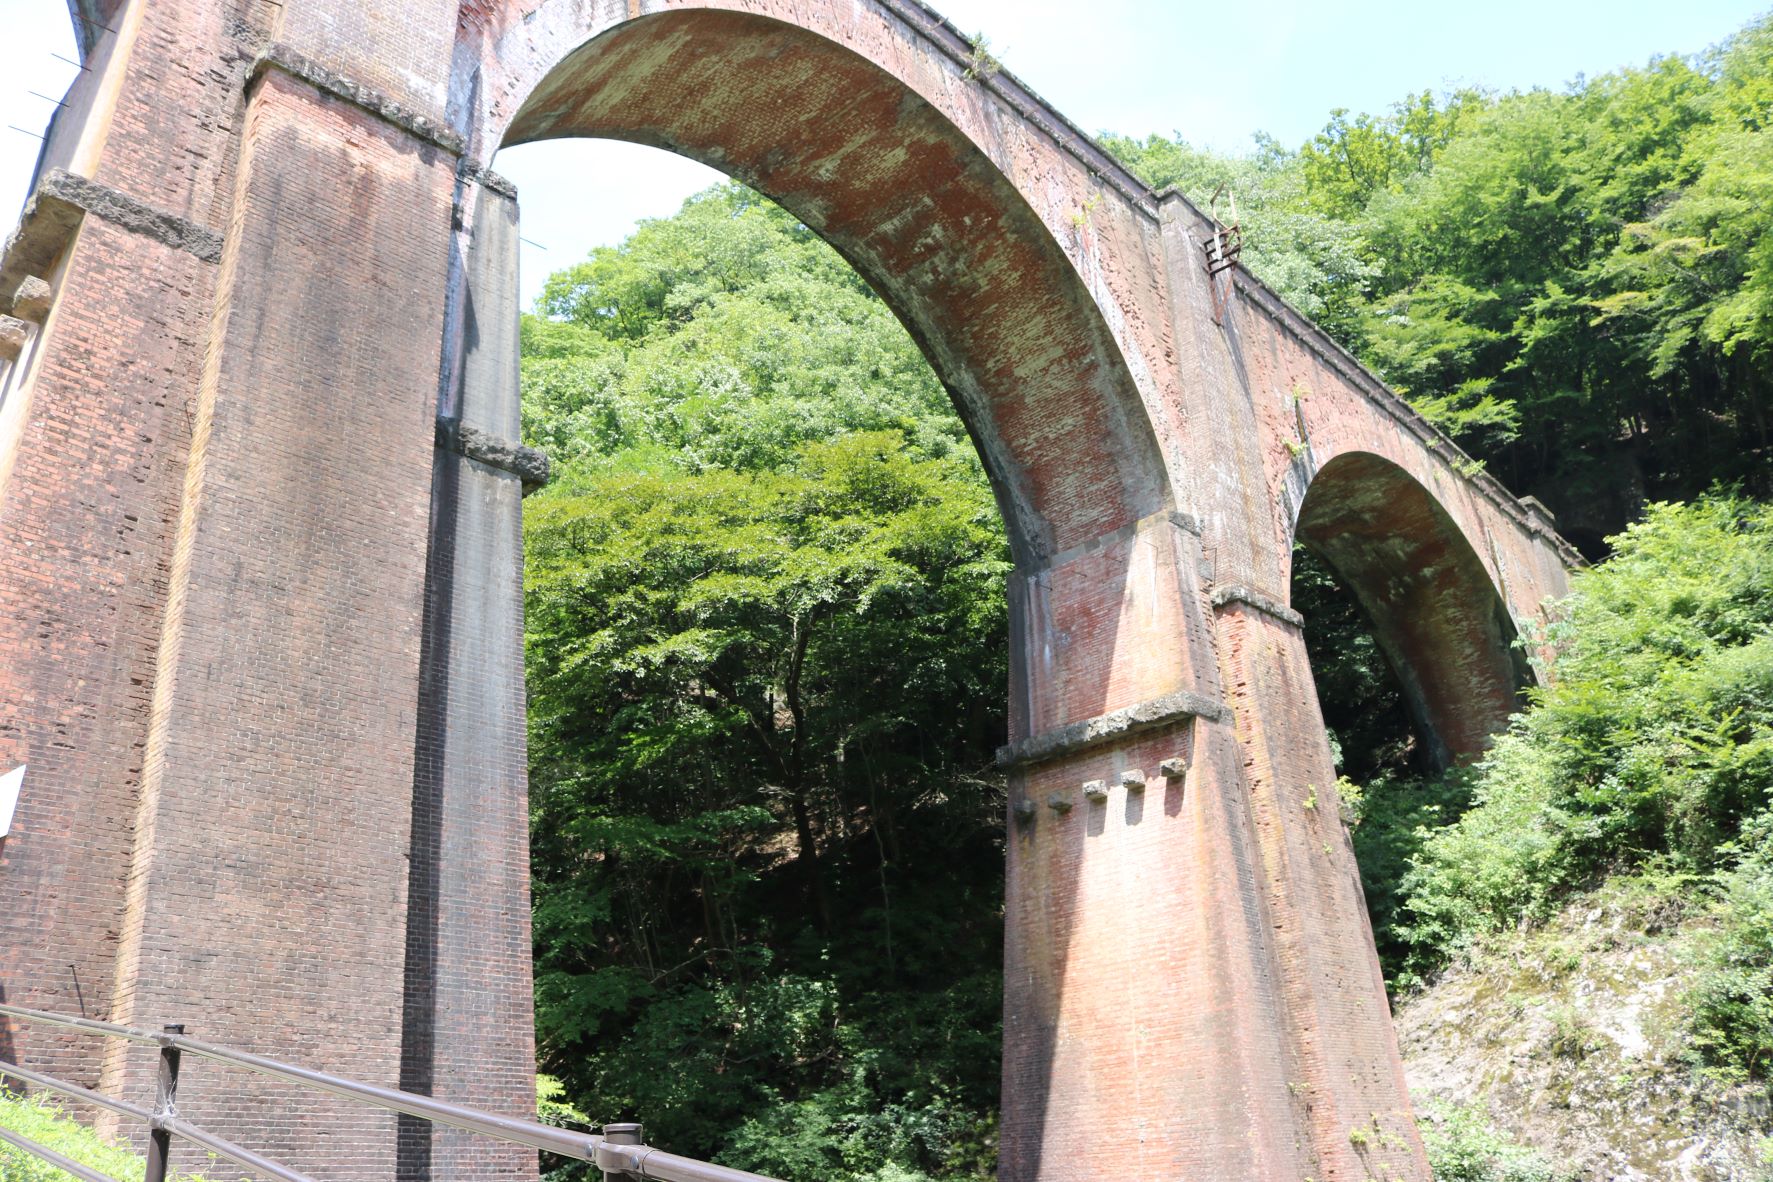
0,1089,227,1182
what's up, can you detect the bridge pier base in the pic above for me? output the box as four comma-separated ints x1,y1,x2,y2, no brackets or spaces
996,513,1429,1179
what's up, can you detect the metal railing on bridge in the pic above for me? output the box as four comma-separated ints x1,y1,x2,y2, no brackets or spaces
0,1001,780,1182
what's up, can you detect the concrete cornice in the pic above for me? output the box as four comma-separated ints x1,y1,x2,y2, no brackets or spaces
1211,585,1305,629
252,44,466,156
997,689,1223,770
1,169,223,307
435,417,551,494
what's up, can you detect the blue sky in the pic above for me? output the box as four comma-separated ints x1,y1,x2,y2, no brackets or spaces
3,0,1767,306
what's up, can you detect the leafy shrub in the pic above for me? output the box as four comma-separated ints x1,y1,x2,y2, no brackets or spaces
1339,769,1474,985
1687,823,1773,1088
1418,1101,1570,1182
1400,496,1773,972
0,1090,221,1182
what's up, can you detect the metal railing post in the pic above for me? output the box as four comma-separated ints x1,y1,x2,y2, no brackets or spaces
601,1122,643,1181
144,1024,183,1182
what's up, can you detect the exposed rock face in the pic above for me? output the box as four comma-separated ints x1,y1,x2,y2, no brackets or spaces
1395,885,1771,1181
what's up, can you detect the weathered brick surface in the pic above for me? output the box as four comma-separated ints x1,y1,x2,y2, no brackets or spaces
400,182,537,1182
1215,602,1430,1179
276,0,460,121
0,217,211,1089
1008,514,1215,741
0,2,1578,1180
95,67,459,1178
74,0,257,231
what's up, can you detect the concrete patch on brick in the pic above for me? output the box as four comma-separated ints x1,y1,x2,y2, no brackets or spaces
434,417,549,493
1211,584,1305,629
997,689,1223,768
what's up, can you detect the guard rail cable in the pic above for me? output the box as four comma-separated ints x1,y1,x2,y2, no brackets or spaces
0,1001,781,1182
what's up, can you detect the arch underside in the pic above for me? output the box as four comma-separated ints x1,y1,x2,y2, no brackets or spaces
1295,452,1530,767
502,8,1167,565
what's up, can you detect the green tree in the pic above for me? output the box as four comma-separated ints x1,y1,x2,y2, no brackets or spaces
1298,90,1480,219
524,436,1010,1177
520,182,1010,1179
522,184,971,473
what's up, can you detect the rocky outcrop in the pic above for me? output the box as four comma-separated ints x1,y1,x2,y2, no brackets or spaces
1396,882,1771,1181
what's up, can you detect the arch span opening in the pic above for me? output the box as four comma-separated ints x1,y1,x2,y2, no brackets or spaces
500,7,1168,567
1292,451,1531,770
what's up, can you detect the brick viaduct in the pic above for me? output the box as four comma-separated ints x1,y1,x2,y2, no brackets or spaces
0,2,1577,1178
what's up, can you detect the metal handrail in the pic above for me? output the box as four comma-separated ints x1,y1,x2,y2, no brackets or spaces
0,1001,783,1182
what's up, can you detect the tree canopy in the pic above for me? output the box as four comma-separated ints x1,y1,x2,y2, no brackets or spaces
1112,19,1773,552
521,184,1007,1180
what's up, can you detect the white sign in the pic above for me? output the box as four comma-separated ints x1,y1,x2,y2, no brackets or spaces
0,765,23,838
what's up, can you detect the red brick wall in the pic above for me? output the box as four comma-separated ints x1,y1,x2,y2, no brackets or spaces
1216,602,1430,1180
96,68,456,1177
0,217,211,1087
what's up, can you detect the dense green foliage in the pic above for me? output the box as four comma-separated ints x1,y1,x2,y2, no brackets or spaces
517,14,1773,1179
0,1091,217,1182
1112,19,1773,551
1392,497,1773,1081
521,187,969,473
1690,829,1773,1089
522,187,1005,1180
1405,498,1773,929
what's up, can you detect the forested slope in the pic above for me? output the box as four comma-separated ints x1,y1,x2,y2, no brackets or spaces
515,17,1773,1180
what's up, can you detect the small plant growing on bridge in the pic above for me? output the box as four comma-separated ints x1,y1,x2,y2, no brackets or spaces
964,32,1001,80
1069,192,1103,230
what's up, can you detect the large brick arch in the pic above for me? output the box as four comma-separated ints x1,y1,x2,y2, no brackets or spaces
1291,451,1532,767
485,8,1169,565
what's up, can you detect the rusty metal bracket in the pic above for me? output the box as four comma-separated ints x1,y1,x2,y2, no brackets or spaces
1200,184,1244,325
1203,184,1243,277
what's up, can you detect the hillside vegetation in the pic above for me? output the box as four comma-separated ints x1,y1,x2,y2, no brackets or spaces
1104,15,1773,550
